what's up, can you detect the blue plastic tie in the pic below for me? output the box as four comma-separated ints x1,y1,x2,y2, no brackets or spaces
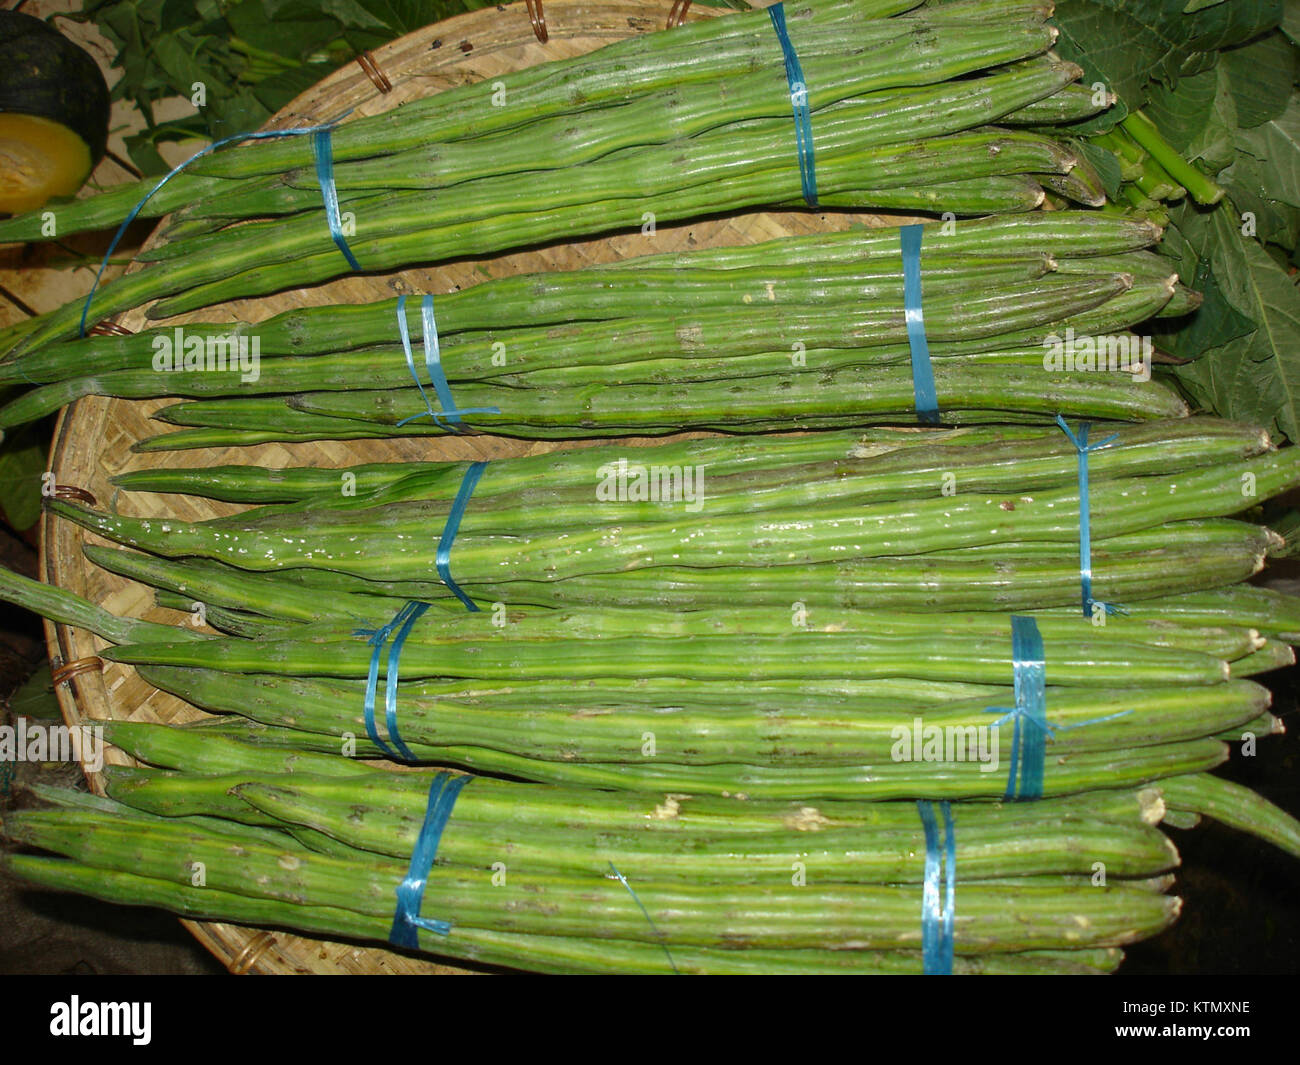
418,295,460,426
983,616,1048,801
900,225,940,425
353,460,486,756
986,615,1132,801
382,601,432,762
438,461,487,612
917,800,955,975
390,772,470,947
311,127,362,271
607,861,679,974
355,601,419,760
394,295,501,431
1010,615,1047,800
768,3,818,207
78,116,350,338
1055,415,1125,618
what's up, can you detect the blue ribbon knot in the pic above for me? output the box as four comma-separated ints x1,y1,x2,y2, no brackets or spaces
353,460,487,761
390,772,469,948
983,615,1048,801
79,114,352,338
394,295,501,431
985,615,1133,800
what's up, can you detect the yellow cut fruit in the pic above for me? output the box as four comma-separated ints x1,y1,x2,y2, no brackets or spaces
0,112,93,214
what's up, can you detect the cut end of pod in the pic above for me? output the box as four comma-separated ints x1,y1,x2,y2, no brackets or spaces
1136,786,1165,826
1161,833,1181,870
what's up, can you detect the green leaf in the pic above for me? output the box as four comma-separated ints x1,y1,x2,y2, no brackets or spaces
7,662,60,721
1220,31,1297,128
1169,203,1300,441
1173,0,1285,57
345,0,475,34
1154,214,1257,355
86,0,477,161
1221,149,1300,250
1283,3,1300,45
1162,255,1258,356
250,64,336,113
336,0,475,53
1050,3,1149,120
1070,138,1123,198
159,0,202,33
1233,93,1300,208
204,87,274,140
148,32,218,98
226,0,342,60
1184,0,1227,11
123,130,171,175
1051,0,1283,117
1227,185,1300,251
0,426,48,531
1143,63,1236,173
315,0,392,31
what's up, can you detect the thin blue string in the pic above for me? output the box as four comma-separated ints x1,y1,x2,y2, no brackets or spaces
900,225,940,426
767,3,818,207
394,295,501,431
607,861,679,974
311,127,362,271
390,772,470,947
1055,415,1125,618
917,800,955,975
78,116,351,338
437,461,487,612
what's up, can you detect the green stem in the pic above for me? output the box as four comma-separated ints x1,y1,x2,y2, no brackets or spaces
1119,112,1223,206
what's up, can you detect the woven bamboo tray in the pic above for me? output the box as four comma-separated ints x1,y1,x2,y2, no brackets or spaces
40,0,905,974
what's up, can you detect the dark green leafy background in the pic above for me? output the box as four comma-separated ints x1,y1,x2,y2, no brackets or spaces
1050,0,1300,442
1157,204,1300,440
0,423,47,532
1049,0,1282,132
75,0,491,172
